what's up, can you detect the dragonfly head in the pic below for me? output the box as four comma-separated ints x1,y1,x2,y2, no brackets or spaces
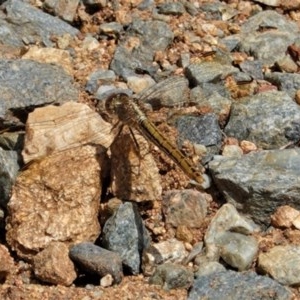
105,93,130,117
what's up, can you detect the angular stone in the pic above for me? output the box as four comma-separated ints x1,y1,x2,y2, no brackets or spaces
69,243,123,284
0,59,79,125
22,46,73,75
162,189,208,228
195,261,226,278
271,205,300,229
22,102,113,163
0,0,78,47
225,91,300,149
0,244,15,283
0,148,19,207
149,263,193,290
209,149,300,225
205,204,257,258
33,242,76,286
109,130,162,202
142,239,187,276
258,245,300,286
102,202,150,275
6,145,103,260
218,232,258,271
43,0,80,22
188,270,292,300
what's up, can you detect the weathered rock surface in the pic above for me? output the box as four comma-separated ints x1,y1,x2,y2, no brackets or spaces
149,263,193,290
22,102,113,163
142,239,188,276
6,145,103,260
33,242,76,286
0,148,19,207
109,130,162,202
218,232,258,271
0,59,79,125
0,244,15,283
188,270,293,300
69,242,123,284
0,0,78,47
209,149,300,225
258,245,300,286
239,11,299,66
225,91,300,149
102,202,150,274
162,189,208,228
110,20,173,77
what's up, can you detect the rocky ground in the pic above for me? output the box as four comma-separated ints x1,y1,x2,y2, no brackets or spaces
1,0,300,299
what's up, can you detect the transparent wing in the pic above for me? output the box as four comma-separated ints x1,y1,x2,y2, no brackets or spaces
22,101,114,164
137,76,191,109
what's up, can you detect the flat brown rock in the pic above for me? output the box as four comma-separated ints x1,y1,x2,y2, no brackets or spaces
22,101,113,164
6,145,104,260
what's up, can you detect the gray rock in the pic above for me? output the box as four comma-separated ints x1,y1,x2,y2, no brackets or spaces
204,203,257,259
162,189,208,228
33,242,77,286
218,232,258,271
43,0,79,22
209,149,300,225
158,2,185,15
195,261,226,278
241,10,296,35
275,55,298,73
199,2,233,20
231,71,253,83
185,61,238,85
190,89,232,125
110,20,173,77
126,75,155,94
255,0,280,6
183,242,203,265
0,0,78,47
0,59,78,125
86,69,116,94
99,22,123,36
239,60,264,80
102,202,150,275
173,113,223,158
0,132,24,151
188,270,293,300
221,35,241,52
137,0,155,11
240,31,296,66
69,242,123,284
82,0,106,9
181,0,198,16
0,148,19,207
142,238,188,276
224,91,300,149
258,245,300,286
239,11,299,66
149,263,193,290
265,72,300,99
222,145,243,158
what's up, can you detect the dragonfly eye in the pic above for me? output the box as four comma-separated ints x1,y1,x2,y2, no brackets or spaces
105,93,129,116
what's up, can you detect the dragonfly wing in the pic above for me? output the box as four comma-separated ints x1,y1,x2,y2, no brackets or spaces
137,76,190,109
22,102,114,164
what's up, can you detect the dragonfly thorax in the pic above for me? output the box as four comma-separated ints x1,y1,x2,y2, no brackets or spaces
105,93,146,126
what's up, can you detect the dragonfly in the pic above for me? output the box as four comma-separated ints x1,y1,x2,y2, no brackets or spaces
22,76,209,191
105,92,207,188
